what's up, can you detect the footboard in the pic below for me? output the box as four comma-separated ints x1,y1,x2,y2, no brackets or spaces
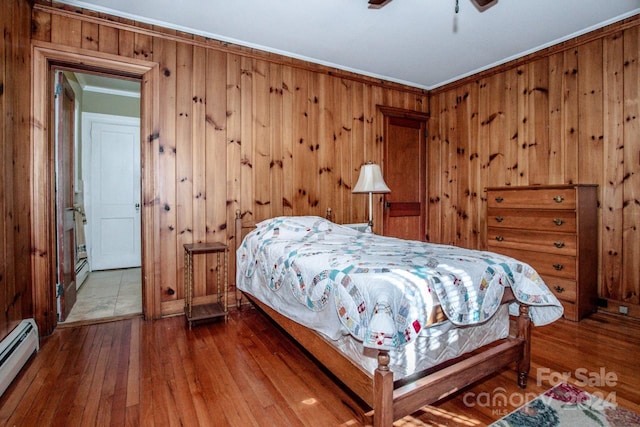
372,298,531,426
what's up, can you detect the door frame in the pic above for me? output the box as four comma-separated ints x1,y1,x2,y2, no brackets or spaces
32,41,160,335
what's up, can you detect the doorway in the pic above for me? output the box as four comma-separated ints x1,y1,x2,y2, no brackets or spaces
31,43,160,335
56,70,142,324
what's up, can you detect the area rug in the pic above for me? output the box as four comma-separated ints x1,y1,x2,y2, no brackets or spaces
490,382,640,427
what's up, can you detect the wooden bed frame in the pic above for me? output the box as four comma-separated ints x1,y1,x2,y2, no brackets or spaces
234,211,531,426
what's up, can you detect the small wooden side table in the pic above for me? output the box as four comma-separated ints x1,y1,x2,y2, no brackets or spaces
183,242,228,329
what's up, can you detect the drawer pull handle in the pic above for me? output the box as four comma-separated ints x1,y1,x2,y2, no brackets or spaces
553,241,565,248
495,216,504,223
553,196,565,203
495,196,504,203
553,286,565,293
553,264,564,271
495,235,504,242
553,218,564,226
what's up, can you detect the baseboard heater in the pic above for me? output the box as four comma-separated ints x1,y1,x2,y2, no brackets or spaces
0,319,39,397
75,257,90,290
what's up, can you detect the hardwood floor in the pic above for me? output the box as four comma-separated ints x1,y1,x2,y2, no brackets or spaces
1,308,638,426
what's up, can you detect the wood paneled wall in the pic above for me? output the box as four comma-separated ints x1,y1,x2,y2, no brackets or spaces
0,0,33,339
427,16,640,316
30,2,427,319
9,1,639,327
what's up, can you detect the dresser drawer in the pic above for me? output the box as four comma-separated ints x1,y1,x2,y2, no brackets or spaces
487,187,576,210
489,247,576,280
487,208,577,233
487,228,577,256
540,276,577,303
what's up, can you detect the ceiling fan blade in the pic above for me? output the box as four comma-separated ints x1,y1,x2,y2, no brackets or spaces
470,0,498,12
369,0,495,10
472,0,497,7
368,0,393,9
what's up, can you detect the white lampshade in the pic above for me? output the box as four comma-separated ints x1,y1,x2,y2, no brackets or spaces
352,162,391,194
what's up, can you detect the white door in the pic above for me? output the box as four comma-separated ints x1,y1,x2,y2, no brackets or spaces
86,117,141,270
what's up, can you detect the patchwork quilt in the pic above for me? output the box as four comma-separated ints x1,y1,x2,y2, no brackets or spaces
236,216,563,351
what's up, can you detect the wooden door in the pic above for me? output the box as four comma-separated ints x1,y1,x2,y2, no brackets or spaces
380,107,428,241
55,72,77,321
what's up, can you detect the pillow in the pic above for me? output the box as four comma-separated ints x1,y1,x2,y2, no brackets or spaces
254,216,333,240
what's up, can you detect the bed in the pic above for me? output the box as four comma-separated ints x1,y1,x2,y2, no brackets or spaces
235,214,563,426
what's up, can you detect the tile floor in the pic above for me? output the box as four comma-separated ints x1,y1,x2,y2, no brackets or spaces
61,267,142,323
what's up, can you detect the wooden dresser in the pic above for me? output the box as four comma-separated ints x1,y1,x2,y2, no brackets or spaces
486,185,598,321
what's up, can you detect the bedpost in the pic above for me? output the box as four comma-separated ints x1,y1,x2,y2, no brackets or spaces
235,209,243,308
373,350,394,427
235,209,242,244
516,304,531,388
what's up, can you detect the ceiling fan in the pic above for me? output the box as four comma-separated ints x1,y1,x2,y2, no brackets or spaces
368,0,497,10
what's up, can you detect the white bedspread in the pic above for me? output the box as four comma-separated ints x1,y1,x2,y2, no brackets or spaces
236,216,563,351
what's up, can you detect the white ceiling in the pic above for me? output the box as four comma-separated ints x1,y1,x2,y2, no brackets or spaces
75,72,140,97
58,0,640,90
